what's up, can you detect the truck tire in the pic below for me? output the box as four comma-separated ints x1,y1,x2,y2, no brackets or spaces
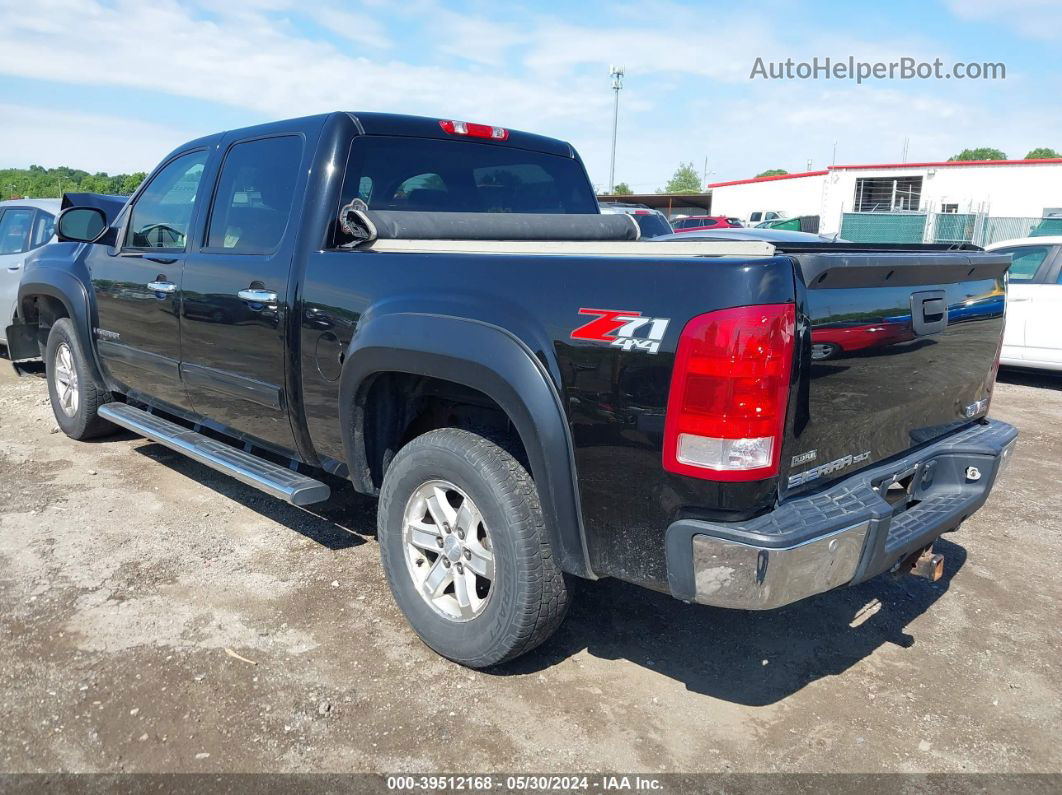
378,428,571,667
45,318,115,440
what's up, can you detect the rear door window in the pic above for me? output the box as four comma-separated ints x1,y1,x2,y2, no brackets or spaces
0,208,34,255
207,135,303,254
342,136,597,215
994,245,1051,281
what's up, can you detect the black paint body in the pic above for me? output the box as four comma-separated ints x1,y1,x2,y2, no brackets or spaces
16,112,1010,594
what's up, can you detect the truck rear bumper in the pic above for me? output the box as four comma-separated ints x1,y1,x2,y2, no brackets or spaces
665,420,1018,610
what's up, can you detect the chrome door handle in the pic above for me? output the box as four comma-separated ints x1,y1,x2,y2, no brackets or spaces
147,281,176,293
7,261,22,271
238,288,278,303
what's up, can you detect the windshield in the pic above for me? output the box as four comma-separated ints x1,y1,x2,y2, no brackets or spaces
341,136,598,214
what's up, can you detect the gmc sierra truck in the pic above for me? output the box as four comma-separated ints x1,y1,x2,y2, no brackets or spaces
7,112,1017,668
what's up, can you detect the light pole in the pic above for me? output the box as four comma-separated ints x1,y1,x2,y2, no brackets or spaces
608,64,624,194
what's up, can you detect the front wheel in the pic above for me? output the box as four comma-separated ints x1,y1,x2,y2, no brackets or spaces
378,428,572,667
45,318,115,440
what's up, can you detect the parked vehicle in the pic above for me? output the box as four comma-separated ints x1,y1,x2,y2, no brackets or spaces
809,321,915,360
0,199,60,347
671,215,742,232
747,210,787,225
654,228,842,244
598,202,673,238
1029,216,1062,237
987,236,1062,371
8,112,1017,668
756,217,801,230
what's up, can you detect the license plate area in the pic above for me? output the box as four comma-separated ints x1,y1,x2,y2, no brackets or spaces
872,461,937,516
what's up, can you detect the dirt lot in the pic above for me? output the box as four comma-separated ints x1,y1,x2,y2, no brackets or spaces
0,365,1059,775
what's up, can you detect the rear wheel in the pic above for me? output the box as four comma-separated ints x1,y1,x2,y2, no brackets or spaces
45,318,115,440
378,428,571,667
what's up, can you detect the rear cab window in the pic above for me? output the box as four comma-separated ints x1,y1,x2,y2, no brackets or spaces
633,213,672,238
339,136,598,220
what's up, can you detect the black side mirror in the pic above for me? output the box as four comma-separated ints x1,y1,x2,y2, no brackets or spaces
56,207,108,243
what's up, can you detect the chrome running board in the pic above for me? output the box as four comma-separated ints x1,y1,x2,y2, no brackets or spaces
98,402,330,506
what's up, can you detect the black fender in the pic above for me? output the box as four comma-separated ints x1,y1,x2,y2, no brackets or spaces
339,312,594,579
12,262,107,390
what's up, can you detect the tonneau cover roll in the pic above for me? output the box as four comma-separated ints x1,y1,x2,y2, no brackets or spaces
341,208,640,243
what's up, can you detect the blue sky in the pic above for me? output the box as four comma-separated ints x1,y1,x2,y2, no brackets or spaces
0,0,1059,191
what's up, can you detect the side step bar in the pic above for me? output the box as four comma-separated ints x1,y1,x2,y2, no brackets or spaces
98,402,331,506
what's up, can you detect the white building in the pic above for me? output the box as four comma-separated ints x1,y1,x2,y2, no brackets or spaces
709,159,1062,236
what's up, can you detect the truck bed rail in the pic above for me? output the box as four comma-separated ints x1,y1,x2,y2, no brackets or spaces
358,237,777,257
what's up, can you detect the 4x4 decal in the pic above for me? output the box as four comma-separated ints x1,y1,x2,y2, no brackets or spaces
570,308,670,354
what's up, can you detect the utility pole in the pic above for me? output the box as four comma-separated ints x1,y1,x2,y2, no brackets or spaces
901,137,910,162
608,65,624,194
832,141,837,165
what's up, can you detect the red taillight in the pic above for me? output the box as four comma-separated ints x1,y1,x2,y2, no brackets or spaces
663,304,796,481
439,119,509,141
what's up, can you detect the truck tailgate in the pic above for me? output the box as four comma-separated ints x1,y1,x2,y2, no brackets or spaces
781,250,1010,495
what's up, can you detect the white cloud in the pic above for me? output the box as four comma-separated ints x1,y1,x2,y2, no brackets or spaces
944,0,1062,40
0,0,609,126
289,2,393,49
0,0,1056,191
0,103,196,173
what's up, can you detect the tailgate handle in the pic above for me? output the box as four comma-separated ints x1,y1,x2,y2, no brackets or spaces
910,290,948,336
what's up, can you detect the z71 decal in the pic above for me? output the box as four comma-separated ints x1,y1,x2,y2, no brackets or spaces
570,308,670,355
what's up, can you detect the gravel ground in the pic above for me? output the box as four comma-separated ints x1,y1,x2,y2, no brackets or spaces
0,364,1059,775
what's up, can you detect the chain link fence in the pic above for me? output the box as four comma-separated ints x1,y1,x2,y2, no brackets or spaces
840,211,1062,247
839,212,927,243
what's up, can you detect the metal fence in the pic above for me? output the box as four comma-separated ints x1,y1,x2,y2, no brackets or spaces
840,211,1060,247
839,212,927,244
972,216,1060,247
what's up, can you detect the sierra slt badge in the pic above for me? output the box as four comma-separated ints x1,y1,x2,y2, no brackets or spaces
570,308,670,354
788,450,871,488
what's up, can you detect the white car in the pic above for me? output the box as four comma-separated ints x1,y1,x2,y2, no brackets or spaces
987,235,1062,372
0,199,61,346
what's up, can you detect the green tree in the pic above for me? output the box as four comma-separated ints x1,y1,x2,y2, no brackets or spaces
121,172,146,193
659,162,702,194
756,168,789,177
0,164,147,199
947,147,1007,162
1025,147,1060,160
611,182,633,195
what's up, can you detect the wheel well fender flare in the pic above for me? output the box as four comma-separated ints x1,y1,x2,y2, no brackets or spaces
16,270,106,389
339,312,594,579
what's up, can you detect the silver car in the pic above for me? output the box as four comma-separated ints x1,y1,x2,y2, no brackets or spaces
0,199,60,345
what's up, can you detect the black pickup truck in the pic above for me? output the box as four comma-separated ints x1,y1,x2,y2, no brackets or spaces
7,112,1017,667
